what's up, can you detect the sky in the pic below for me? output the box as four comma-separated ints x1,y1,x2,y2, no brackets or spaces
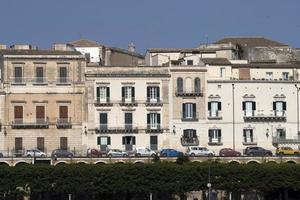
0,0,300,53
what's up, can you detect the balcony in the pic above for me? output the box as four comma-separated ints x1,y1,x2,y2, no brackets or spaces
56,118,72,129
243,137,257,145
10,77,26,85
96,124,138,134
32,77,48,85
243,111,286,122
119,97,137,107
181,112,198,121
145,97,163,106
94,97,113,107
11,118,49,129
181,137,199,146
146,124,163,133
272,136,300,145
207,111,222,120
56,77,72,85
175,91,203,97
208,137,223,145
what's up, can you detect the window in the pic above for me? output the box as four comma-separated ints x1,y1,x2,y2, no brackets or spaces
177,77,183,94
150,136,158,151
125,112,133,129
194,78,201,94
182,103,196,119
97,86,110,102
122,136,136,151
99,113,108,130
208,101,221,117
37,137,45,152
60,137,68,150
59,67,67,83
266,72,273,80
36,67,44,83
147,113,161,129
273,101,286,116
14,106,23,123
147,86,160,102
183,129,197,138
36,106,45,123
122,86,135,102
282,72,289,80
59,106,68,122
220,67,225,78
187,60,193,65
208,129,221,143
14,66,23,83
15,137,23,152
97,136,111,151
276,129,286,139
242,101,256,117
243,129,254,143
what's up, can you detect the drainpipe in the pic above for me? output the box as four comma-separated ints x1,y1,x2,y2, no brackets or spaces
295,84,300,140
232,84,235,150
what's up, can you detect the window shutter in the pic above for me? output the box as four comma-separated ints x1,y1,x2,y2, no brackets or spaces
193,103,196,118
122,137,125,145
182,104,186,116
122,87,125,98
157,87,160,98
218,102,222,111
208,102,211,110
208,130,213,137
218,129,222,137
273,102,276,110
100,113,107,124
147,87,150,98
107,137,111,145
283,102,286,110
132,137,136,145
96,87,100,98
147,114,150,125
157,114,161,124
177,78,183,93
242,102,246,110
106,87,110,98
243,130,246,137
253,102,256,110
192,130,196,137
97,137,101,145
132,87,135,97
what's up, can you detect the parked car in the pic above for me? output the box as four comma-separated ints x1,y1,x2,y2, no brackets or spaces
244,146,272,157
51,149,74,158
276,147,300,156
134,147,156,157
0,152,3,158
107,149,128,158
87,148,106,157
187,146,215,157
26,149,46,157
160,149,183,157
219,148,241,157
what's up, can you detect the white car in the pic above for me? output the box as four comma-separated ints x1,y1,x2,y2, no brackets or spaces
187,146,215,157
26,149,46,157
135,147,156,157
107,149,128,158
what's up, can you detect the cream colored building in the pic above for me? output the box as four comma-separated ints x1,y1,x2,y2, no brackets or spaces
84,65,170,151
0,45,86,156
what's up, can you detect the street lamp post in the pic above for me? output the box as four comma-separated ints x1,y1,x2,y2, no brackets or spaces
232,84,235,150
207,164,211,200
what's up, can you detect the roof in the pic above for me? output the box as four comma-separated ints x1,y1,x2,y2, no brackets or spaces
232,63,300,68
0,49,82,56
215,37,288,47
108,47,144,58
147,48,192,53
201,58,231,65
69,39,102,47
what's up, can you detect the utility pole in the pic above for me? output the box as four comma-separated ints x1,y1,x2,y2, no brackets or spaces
232,84,235,150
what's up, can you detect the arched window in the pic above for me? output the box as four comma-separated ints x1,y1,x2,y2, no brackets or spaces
177,77,183,94
194,78,201,94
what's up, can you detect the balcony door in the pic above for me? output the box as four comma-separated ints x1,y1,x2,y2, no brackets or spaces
125,113,132,130
150,136,158,151
59,106,68,122
60,137,68,150
14,106,23,123
36,106,45,123
36,67,44,83
15,137,23,152
100,113,108,130
122,136,135,151
59,67,67,83
14,66,23,83
97,136,111,152
276,129,286,139
37,137,45,152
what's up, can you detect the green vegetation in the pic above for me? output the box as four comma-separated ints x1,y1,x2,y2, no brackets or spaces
0,162,299,199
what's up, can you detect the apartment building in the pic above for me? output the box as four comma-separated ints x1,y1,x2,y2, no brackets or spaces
0,45,86,155
84,65,170,152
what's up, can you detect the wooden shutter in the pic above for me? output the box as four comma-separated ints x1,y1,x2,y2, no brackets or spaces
273,102,276,110
150,136,158,145
107,137,111,145
60,137,68,150
147,87,150,98
15,137,23,151
96,87,100,99
59,106,68,119
132,87,135,97
132,136,136,145
193,103,196,118
253,102,256,110
283,102,286,110
125,113,132,125
100,113,107,124
157,114,161,125
36,106,45,120
195,78,200,93
208,130,213,138
122,87,125,99
208,102,211,110
147,114,150,125
59,67,67,78
156,87,160,98
218,102,222,111
177,78,183,93
14,106,23,120
37,137,45,151
106,87,110,98
122,136,125,145
36,67,44,79
97,137,101,145
242,102,246,110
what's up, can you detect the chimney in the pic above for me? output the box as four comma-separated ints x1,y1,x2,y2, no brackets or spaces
128,42,136,52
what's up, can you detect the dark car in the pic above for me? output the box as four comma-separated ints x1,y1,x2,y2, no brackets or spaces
160,149,183,157
87,148,106,157
219,148,241,157
0,152,3,158
244,146,272,157
51,149,73,158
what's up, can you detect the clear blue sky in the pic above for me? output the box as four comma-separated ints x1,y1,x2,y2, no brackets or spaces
0,0,299,53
